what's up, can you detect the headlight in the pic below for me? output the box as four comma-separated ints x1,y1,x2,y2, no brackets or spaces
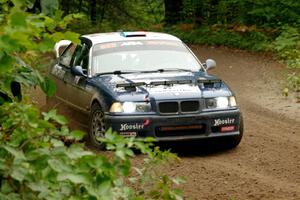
205,96,237,109
110,102,151,113
229,96,237,107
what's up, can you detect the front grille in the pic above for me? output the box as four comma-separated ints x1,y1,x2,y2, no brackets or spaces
155,124,206,137
158,102,179,113
158,100,200,114
181,101,199,112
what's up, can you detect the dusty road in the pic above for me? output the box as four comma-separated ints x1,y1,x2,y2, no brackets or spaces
170,46,300,200
39,46,300,200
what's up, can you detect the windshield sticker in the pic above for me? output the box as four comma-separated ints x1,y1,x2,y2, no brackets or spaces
93,40,183,53
120,41,144,46
96,43,117,50
145,41,179,46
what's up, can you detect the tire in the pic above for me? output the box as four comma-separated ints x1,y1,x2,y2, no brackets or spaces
88,103,107,150
224,115,244,149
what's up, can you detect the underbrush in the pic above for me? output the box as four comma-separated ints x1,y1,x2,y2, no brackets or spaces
273,26,300,93
162,24,271,51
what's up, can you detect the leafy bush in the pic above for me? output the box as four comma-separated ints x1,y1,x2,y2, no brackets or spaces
272,26,300,92
0,2,183,199
0,1,80,102
179,0,300,27
0,103,183,200
163,25,270,51
273,27,300,68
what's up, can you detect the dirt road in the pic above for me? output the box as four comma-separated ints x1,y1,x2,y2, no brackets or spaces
39,46,300,200
169,46,300,200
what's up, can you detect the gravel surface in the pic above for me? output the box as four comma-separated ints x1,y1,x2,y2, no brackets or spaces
173,46,300,200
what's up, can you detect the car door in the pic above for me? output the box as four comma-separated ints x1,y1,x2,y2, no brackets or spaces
64,43,93,113
50,43,77,102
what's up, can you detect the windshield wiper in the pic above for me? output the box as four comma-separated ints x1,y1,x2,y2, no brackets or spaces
94,68,193,76
142,68,193,73
94,70,141,76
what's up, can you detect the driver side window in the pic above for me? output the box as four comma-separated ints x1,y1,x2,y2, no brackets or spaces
60,43,77,67
71,43,89,74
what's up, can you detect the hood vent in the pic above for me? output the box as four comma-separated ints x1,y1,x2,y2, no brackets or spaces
198,79,222,88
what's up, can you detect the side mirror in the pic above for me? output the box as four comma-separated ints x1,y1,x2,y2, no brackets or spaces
203,59,216,71
71,66,87,77
54,40,71,58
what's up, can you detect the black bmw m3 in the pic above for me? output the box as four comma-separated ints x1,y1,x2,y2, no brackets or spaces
50,31,243,149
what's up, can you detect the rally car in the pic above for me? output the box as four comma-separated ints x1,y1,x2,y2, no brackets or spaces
50,31,244,149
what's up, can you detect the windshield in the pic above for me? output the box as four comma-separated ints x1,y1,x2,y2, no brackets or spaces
91,40,202,75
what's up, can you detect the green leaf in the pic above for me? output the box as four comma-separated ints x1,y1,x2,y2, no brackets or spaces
0,192,20,200
172,177,186,185
27,182,50,194
0,52,14,73
9,8,26,27
50,138,64,147
66,144,93,159
40,77,56,97
48,158,72,173
2,145,26,160
69,130,85,140
115,150,126,160
57,173,90,184
11,163,28,181
43,109,67,125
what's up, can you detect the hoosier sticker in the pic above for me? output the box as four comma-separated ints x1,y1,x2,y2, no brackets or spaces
120,123,144,131
213,118,235,126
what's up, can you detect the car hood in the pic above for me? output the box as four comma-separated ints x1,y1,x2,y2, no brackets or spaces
92,71,232,102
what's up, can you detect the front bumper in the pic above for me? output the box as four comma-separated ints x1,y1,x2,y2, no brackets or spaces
105,109,242,141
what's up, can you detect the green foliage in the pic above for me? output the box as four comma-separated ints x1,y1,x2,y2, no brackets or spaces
61,0,164,34
0,1,183,199
273,27,300,68
287,73,300,92
0,1,80,101
179,0,300,27
0,103,183,199
272,26,300,92
164,25,270,51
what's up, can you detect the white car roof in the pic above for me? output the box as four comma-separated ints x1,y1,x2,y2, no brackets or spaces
81,31,182,45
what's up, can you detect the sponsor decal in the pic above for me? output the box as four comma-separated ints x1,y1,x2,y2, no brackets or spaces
120,123,144,131
148,84,200,94
120,41,143,46
119,131,137,137
145,41,179,46
213,118,235,126
97,43,117,50
221,126,235,132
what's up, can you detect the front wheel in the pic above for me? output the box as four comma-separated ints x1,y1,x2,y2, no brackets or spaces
88,103,107,150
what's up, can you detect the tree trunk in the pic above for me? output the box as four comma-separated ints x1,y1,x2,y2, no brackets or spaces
90,0,97,24
195,1,204,24
27,0,41,13
61,0,69,15
164,0,182,25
